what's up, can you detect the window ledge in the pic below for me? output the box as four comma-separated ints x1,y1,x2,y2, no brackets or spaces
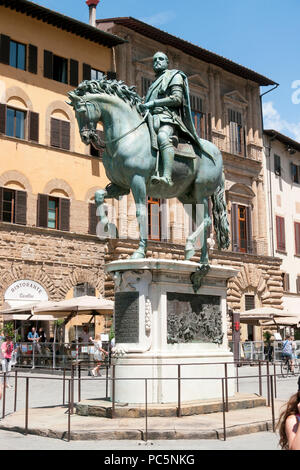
276,249,287,255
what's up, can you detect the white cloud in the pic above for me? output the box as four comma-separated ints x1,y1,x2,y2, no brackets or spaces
141,10,176,27
263,101,300,142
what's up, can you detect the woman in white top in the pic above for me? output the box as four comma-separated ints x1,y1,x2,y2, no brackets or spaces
89,333,108,377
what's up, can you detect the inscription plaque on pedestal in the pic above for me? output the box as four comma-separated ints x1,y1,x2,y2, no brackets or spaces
115,291,139,343
167,292,223,344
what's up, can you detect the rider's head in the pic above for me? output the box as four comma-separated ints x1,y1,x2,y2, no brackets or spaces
153,52,169,75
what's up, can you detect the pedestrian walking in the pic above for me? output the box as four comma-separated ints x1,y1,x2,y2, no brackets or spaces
1,336,14,388
90,333,108,377
277,376,300,450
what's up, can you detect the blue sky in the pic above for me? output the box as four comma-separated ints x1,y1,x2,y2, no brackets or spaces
34,0,300,142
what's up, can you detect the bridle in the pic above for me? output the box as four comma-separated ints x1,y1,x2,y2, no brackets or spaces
81,99,149,149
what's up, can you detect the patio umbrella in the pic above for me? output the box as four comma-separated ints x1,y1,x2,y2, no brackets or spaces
33,295,114,316
239,307,295,325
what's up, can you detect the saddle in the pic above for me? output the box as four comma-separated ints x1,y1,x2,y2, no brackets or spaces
146,112,197,160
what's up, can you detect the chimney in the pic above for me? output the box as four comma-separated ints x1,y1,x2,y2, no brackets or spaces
86,0,100,27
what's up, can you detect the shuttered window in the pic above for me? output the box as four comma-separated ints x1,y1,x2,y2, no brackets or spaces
291,163,300,184
37,194,70,231
276,216,286,252
0,34,10,65
190,95,206,139
28,44,38,74
89,202,98,235
229,109,246,157
295,222,300,255
297,277,300,294
0,35,37,73
83,63,91,81
28,111,39,143
50,118,70,150
69,59,79,87
0,188,27,225
148,197,161,241
282,273,290,292
274,154,281,176
6,107,26,139
231,204,252,253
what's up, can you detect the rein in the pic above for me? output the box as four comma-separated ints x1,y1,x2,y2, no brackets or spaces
84,98,149,149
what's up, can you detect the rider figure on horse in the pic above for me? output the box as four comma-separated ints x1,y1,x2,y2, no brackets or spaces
142,51,213,188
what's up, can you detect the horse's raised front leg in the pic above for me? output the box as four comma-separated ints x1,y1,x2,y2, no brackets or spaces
95,183,129,233
130,174,147,259
184,197,211,264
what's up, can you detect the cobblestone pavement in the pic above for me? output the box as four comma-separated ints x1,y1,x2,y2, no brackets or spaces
0,429,279,450
0,364,297,450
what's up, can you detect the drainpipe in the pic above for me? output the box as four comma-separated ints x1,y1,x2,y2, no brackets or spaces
86,0,100,27
259,83,279,258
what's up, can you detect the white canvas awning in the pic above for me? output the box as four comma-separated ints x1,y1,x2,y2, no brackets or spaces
239,307,297,326
0,296,114,321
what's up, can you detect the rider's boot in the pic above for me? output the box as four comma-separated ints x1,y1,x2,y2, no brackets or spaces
151,143,174,187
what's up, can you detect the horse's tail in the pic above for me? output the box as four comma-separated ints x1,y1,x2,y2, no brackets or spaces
211,171,230,250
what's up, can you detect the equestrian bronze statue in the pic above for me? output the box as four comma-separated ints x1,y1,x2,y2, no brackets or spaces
68,52,230,289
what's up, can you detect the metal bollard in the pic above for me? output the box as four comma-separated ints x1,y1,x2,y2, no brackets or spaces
177,364,181,418
25,377,29,435
14,370,18,412
221,378,226,441
68,379,71,442
224,363,229,412
144,378,148,442
270,375,275,432
236,362,239,393
266,361,270,406
78,363,81,403
2,373,6,419
258,361,262,396
105,365,108,399
63,369,66,406
111,365,115,419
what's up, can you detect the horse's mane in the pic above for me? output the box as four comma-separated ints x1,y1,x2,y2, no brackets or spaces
74,77,143,111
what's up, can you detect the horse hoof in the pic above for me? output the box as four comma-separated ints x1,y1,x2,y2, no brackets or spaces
131,250,146,260
185,248,195,260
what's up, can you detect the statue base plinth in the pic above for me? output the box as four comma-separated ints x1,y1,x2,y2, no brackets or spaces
105,259,239,404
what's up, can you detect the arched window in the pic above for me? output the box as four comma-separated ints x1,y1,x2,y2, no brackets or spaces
74,283,95,297
50,110,70,150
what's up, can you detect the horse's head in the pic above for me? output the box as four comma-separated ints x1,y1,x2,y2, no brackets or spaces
67,91,101,145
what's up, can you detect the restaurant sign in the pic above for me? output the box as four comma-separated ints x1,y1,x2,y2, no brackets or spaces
5,280,48,307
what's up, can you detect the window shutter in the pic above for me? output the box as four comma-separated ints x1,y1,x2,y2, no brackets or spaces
107,71,117,80
0,187,3,222
50,118,60,147
44,50,53,79
29,111,39,142
231,203,239,252
28,45,38,74
83,63,91,81
15,190,27,225
276,216,285,251
295,222,300,255
37,194,49,228
0,103,6,134
297,277,300,294
160,199,168,242
0,34,10,65
59,198,70,231
207,113,212,142
88,202,98,235
246,206,253,253
285,273,290,292
61,120,70,150
69,59,79,87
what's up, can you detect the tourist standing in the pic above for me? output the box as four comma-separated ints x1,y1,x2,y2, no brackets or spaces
90,333,108,377
277,378,300,450
1,336,14,388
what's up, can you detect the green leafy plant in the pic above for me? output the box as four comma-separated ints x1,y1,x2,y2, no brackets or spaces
0,322,21,342
109,324,115,341
263,330,272,343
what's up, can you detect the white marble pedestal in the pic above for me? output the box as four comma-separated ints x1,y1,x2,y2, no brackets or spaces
105,259,239,404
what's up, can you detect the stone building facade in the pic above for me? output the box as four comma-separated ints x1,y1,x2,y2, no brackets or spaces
0,1,125,338
263,130,300,330
96,17,284,341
